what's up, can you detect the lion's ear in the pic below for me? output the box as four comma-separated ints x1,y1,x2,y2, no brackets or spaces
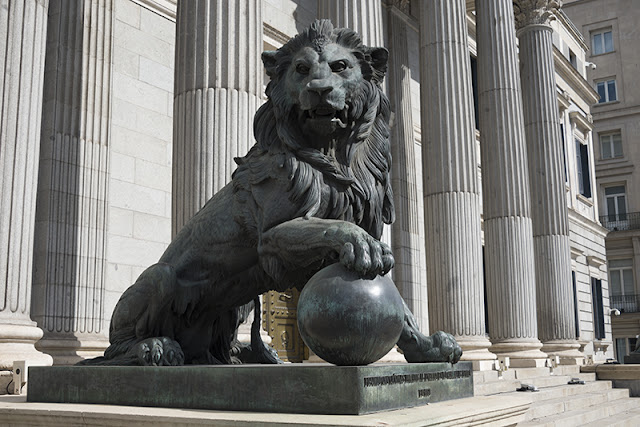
262,51,278,77
366,47,388,84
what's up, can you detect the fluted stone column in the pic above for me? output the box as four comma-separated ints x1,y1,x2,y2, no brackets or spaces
0,0,53,370
172,0,263,235
386,4,427,333
420,0,495,367
476,0,547,367
318,0,385,46
30,0,112,365
514,0,581,361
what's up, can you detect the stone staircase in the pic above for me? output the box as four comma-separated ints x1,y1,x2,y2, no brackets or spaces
474,365,640,426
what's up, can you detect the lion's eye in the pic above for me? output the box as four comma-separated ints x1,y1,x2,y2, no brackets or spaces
296,63,310,75
330,61,347,73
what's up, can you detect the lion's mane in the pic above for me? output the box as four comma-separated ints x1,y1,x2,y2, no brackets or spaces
234,20,394,240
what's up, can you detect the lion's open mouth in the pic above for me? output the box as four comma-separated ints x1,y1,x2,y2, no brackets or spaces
303,106,349,129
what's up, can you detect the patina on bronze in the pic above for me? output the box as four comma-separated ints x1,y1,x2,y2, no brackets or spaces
298,263,405,365
78,19,462,367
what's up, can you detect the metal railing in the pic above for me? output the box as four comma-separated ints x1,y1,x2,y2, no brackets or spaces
611,294,640,313
599,212,640,232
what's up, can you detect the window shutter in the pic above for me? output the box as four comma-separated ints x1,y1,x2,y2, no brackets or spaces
580,143,592,197
591,278,605,340
572,271,580,338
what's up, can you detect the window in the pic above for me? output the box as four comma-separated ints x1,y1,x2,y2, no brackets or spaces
569,50,577,69
592,29,614,55
610,259,634,297
596,79,617,103
591,278,605,340
576,140,592,198
605,186,627,222
600,132,623,159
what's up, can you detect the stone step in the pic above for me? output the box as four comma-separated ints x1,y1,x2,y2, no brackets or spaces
553,365,582,376
475,374,598,396
525,388,628,421
499,380,614,402
473,365,582,385
474,379,521,396
513,367,553,379
581,408,640,427
519,396,640,427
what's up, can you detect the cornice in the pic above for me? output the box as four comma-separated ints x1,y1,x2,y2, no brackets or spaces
553,46,599,104
569,110,593,132
568,208,609,238
556,8,588,52
263,23,291,47
132,0,176,21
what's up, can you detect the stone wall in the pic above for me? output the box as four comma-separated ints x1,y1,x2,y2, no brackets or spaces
104,0,175,328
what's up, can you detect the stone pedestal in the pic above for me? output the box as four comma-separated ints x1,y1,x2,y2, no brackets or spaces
476,0,547,367
0,0,53,372
28,363,474,414
514,0,582,363
31,0,112,365
419,0,495,367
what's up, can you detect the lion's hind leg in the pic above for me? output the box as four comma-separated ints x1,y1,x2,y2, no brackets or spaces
79,263,183,366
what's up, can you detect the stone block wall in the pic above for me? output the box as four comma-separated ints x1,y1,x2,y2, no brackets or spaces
104,0,175,328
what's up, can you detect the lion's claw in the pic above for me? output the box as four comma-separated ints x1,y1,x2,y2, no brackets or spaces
334,224,394,279
133,337,184,366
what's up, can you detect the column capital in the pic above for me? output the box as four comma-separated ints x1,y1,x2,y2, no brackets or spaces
513,0,561,31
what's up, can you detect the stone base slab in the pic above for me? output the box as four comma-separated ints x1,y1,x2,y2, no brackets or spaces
1,393,531,426
581,363,640,397
27,362,473,415
471,360,497,371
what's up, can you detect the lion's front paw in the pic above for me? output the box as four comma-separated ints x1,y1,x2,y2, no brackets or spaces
133,337,185,366
431,331,462,364
329,225,394,279
399,330,462,364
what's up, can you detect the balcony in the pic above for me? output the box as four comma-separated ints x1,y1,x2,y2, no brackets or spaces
611,294,640,313
600,212,640,232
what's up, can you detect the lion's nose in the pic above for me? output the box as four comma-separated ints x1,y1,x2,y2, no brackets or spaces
306,80,333,96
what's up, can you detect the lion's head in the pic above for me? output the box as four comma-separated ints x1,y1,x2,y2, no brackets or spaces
238,20,394,239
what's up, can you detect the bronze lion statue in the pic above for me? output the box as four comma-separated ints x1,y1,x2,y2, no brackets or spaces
82,20,462,366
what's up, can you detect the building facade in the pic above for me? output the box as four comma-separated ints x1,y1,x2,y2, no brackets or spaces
564,0,640,362
0,0,614,385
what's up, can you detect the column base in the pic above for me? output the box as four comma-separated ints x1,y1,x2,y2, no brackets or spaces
457,336,497,371
490,340,548,368
0,323,53,370
35,334,109,366
542,339,584,365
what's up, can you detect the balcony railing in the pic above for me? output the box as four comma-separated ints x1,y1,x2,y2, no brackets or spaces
600,212,640,232
611,294,640,313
